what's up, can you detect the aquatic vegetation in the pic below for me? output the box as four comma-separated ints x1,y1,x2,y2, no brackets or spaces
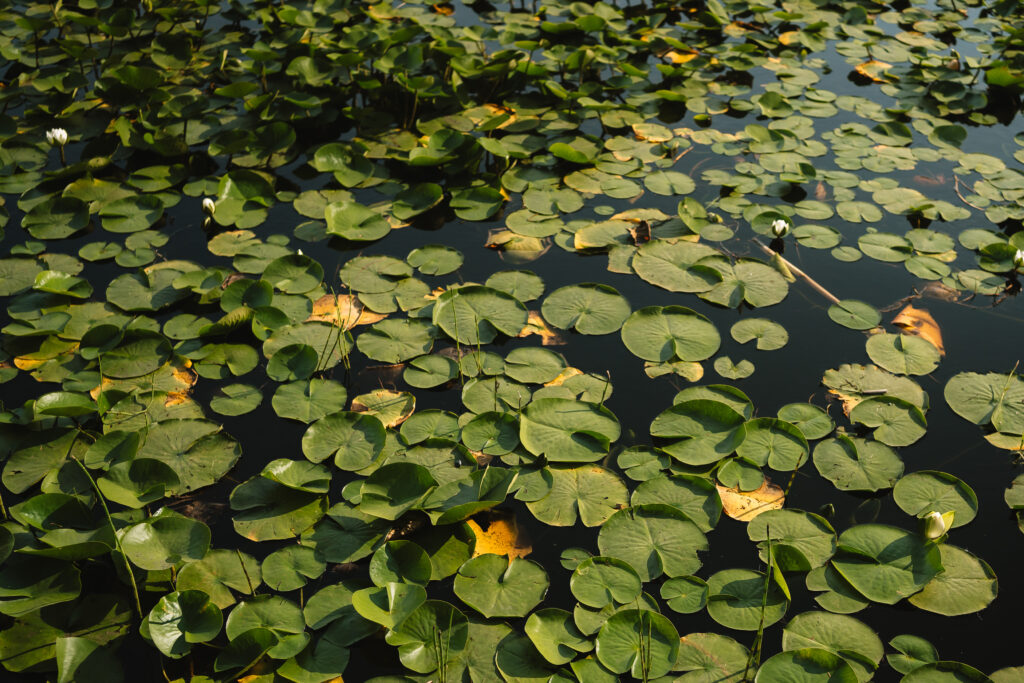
1,0,1024,680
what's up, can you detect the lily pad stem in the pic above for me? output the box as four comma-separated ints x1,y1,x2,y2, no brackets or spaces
69,449,144,619
235,548,256,596
753,238,840,304
743,526,772,681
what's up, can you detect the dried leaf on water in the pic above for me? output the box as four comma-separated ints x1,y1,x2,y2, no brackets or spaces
892,305,944,355
717,480,785,522
466,512,532,559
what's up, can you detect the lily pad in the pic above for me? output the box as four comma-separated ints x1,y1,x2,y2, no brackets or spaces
597,505,708,582
621,306,721,362
541,283,631,335
830,524,942,605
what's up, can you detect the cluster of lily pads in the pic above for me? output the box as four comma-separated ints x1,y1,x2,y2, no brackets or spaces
2,0,1024,681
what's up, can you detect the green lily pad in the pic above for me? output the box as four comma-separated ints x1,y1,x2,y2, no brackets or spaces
147,590,223,658
121,507,210,571
755,649,858,683
407,244,464,275
525,608,593,665
272,380,348,423
570,556,642,609
894,471,978,528
782,612,882,681
849,396,927,447
944,372,1024,434
369,541,432,587
325,200,390,241
660,576,709,614
597,505,707,582
650,399,746,466
907,545,997,616
595,609,679,679
675,632,749,683
356,319,434,363
731,318,788,350
176,550,262,609
453,554,548,619
748,509,837,571
813,435,904,492
706,568,789,631
210,383,262,416
866,333,941,376
385,600,468,675
621,306,720,362
630,473,722,532
632,240,721,293
541,283,631,335
830,524,942,605
519,398,620,463
302,411,385,470
828,300,881,330
432,285,528,345
526,464,628,527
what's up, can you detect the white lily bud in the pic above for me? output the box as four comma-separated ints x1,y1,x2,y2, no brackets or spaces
923,510,953,539
202,198,216,216
46,127,68,147
770,218,790,237
1014,248,1024,269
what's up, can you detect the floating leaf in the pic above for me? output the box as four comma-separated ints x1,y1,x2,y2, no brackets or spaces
907,545,997,616
730,318,788,350
756,649,858,682
541,283,631,335
595,610,679,679
706,568,788,631
597,505,707,582
519,398,620,463
830,524,942,605
894,471,978,528
526,465,627,527
717,479,786,522
813,435,904,492
828,300,881,330
454,554,548,618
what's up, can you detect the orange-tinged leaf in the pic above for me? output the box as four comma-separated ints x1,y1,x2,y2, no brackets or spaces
665,50,699,64
717,480,785,522
778,30,801,45
518,311,565,346
855,59,893,83
892,305,944,355
466,513,532,558
351,389,415,428
431,2,454,15
307,294,386,329
544,366,583,387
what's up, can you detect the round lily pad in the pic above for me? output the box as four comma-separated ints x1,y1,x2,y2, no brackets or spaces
597,505,708,582
541,283,631,335
830,524,942,605
705,568,789,631
730,318,788,350
828,300,881,330
454,554,548,618
893,471,978,528
865,333,940,376
621,306,721,362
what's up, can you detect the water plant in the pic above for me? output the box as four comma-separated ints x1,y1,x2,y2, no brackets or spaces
1,0,1024,680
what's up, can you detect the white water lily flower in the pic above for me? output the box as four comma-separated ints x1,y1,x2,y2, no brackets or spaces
46,127,68,146
770,218,790,237
202,198,216,215
1014,248,1024,269
923,510,953,539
